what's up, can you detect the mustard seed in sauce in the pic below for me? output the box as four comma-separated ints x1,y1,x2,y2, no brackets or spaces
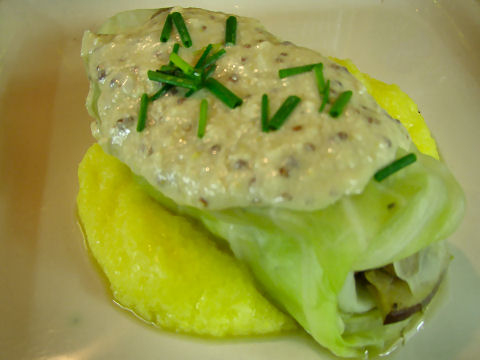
234,159,249,170
182,123,192,132
384,137,392,147
116,116,135,130
210,144,221,154
110,79,120,88
96,65,106,81
279,167,289,178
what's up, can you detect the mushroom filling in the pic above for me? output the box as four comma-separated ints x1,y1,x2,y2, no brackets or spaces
339,241,450,329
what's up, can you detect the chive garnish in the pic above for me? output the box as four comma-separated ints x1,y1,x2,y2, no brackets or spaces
150,84,173,101
313,64,325,92
159,64,177,74
184,88,196,98
201,49,226,70
319,79,330,112
184,65,217,98
268,96,301,130
166,43,181,66
204,78,243,109
313,64,328,112
150,44,182,101
169,52,195,76
147,70,199,89
278,63,321,79
374,153,417,182
136,93,149,132
197,99,208,138
329,90,352,118
171,12,192,48
203,64,217,79
194,44,213,69
261,94,269,132
172,43,180,54
225,16,237,46
160,14,173,42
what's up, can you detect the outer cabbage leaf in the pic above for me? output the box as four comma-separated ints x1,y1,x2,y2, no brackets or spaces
394,240,450,298
140,149,464,357
97,8,162,35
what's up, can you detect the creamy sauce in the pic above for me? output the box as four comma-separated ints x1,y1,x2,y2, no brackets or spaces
81,7,411,210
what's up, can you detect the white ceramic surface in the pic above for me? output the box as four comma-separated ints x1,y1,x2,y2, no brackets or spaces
1,1,479,359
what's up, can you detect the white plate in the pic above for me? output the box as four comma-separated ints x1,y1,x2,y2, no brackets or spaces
1,1,479,359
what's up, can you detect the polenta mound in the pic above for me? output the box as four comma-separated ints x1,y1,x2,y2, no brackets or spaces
77,143,296,336
335,58,439,159
77,60,438,337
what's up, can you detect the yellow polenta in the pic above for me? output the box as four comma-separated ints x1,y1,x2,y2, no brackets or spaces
77,144,296,335
335,58,439,159
77,61,438,336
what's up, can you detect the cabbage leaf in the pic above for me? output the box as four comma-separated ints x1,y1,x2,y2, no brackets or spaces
139,149,464,357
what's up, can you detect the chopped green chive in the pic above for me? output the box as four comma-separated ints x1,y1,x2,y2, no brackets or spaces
184,65,217,98
171,12,192,48
160,14,173,42
313,63,325,92
209,43,224,54
319,79,330,112
136,93,149,132
201,49,226,70
203,64,217,79
147,70,199,89
278,63,321,79
204,78,243,109
329,90,353,118
261,94,269,132
314,63,329,113
374,153,417,182
149,44,182,101
166,43,181,66
150,84,173,101
268,95,301,130
155,68,190,80
159,64,177,74
184,88,196,98
225,16,237,46
197,99,208,138
172,43,180,54
169,52,195,76
194,44,213,69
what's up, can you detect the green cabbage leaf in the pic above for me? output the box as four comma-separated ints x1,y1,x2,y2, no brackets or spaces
140,150,464,357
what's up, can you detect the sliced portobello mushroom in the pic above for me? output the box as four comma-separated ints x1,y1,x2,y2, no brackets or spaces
362,265,444,325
